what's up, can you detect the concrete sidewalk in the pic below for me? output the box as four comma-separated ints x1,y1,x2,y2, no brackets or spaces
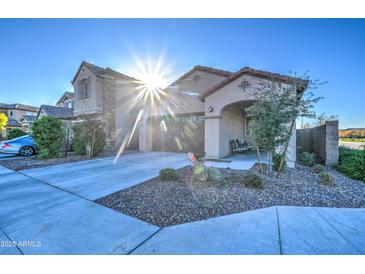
132,206,365,255
1,156,364,255
0,166,159,255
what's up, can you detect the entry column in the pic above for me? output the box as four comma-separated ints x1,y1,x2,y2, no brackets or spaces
204,116,221,159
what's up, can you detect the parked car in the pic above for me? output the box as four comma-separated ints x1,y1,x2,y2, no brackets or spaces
0,135,39,156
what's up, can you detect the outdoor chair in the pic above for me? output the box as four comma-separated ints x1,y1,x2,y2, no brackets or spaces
230,138,254,154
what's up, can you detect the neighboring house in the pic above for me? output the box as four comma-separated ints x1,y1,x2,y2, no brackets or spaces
37,104,74,137
71,61,140,149
71,62,306,167
19,115,37,132
56,91,74,108
37,104,74,120
0,103,39,136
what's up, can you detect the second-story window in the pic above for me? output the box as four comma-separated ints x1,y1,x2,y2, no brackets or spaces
78,78,90,100
82,81,89,99
9,110,13,116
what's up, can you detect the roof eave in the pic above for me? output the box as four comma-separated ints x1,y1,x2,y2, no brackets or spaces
169,65,232,87
199,69,310,102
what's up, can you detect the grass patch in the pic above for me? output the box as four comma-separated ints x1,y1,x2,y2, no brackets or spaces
340,138,365,142
337,147,365,182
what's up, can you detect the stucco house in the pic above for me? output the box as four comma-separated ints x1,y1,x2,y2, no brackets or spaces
36,92,75,139
0,103,39,135
72,62,140,149
71,62,306,167
56,91,74,109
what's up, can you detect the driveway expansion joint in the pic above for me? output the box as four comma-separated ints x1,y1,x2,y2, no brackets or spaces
0,223,24,255
127,228,164,255
18,170,94,202
312,207,364,255
275,207,283,255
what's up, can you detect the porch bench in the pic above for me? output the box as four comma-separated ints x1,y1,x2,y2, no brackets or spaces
230,139,254,154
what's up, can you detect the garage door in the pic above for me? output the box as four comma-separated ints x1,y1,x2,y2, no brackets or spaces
150,113,205,153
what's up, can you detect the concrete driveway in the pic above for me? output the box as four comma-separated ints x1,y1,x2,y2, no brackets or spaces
1,152,364,255
0,165,159,255
21,152,189,200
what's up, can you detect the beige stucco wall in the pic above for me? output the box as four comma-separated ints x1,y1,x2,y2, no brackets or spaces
114,80,141,150
219,104,245,157
138,68,297,167
173,71,228,95
139,70,228,151
73,65,103,116
204,117,220,157
163,71,228,115
204,74,296,166
205,75,263,117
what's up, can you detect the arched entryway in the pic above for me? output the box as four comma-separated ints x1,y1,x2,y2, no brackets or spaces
204,100,255,158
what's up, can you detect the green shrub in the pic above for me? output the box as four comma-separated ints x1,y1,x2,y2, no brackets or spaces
159,168,178,181
243,172,264,188
273,153,286,171
73,123,106,157
312,164,324,174
318,172,336,186
207,167,222,182
337,147,365,182
192,163,208,181
31,116,64,159
299,152,316,167
7,128,27,140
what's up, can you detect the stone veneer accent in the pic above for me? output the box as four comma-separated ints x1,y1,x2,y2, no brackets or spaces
101,78,116,148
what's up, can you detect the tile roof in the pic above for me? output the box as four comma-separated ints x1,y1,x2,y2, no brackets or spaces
0,103,38,112
38,105,74,119
170,65,232,86
0,103,17,109
72,61,138,84
21,115,37,122
199,67,309,100
7,119,21,127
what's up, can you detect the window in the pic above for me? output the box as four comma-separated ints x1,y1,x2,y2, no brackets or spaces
9,110,13,116
83,81,89,99
79,78,90,100
67,102,73,108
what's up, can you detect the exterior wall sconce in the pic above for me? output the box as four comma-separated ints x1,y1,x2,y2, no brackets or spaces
208,105,214,112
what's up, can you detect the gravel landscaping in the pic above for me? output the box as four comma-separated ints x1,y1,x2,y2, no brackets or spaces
96,164,365,227
0,150,136,171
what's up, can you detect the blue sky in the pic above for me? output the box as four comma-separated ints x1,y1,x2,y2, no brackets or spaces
0,19,364,128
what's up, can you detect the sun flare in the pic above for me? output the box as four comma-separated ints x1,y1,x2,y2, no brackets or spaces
139,71,169,92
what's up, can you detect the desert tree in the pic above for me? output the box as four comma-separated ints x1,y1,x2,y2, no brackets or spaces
247,80,297,174
72,114,106,158
247,72,324,175
315,113,339,126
